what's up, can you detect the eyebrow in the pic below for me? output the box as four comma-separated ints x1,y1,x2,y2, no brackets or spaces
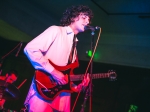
81,13,90,18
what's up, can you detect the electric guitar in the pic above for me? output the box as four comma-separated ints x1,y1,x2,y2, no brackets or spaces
34,69,117,101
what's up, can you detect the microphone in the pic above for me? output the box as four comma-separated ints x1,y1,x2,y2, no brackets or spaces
16,42,23,57
84,25,100,31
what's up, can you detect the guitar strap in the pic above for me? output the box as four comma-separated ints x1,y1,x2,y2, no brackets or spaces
48,55,79,72
68,35,77,64
48,34,79,72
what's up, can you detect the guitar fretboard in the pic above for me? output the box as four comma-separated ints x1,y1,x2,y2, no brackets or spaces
70,73,113,81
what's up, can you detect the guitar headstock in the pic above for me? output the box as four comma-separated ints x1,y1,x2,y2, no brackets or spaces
108,70,117,81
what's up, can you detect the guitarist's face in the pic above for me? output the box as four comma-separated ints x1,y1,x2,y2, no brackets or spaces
70,13,90,34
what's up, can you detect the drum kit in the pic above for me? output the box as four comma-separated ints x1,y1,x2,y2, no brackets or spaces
0,42,27,112
0,80,25,112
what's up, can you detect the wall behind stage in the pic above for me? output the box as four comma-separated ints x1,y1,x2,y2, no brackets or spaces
0,38,150,112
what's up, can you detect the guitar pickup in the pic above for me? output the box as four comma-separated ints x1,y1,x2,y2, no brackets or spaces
41,88,51,92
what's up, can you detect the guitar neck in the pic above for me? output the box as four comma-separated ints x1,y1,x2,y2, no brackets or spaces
70,73,111,81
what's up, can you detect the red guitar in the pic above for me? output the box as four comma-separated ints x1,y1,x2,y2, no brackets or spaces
34,69,117,101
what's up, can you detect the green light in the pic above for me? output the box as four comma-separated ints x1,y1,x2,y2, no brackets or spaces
87,50,92,57
87,50,101,60
128,104,138,112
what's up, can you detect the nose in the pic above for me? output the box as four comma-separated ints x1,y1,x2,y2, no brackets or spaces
86,19,89,25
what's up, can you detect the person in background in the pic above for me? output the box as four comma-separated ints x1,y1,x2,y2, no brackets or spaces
0,70,18,111
24,5,93,112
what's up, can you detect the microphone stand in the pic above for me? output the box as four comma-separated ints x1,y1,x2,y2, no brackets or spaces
89,30,95,112
80,87,89,112
80,29,95,112
0,59,3,75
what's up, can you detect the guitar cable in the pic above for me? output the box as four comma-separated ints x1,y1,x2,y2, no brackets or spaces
71,28,102,112
35,79,49,91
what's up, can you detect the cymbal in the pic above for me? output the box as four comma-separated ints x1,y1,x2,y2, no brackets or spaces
0,80,20,100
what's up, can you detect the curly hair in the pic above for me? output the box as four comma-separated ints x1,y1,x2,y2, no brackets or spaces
60,5,93,26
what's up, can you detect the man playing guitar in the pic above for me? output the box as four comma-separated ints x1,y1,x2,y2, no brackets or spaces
24,5,93,112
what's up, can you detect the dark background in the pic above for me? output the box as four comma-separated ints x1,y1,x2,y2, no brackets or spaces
1,0,150,69
0,0,150,112
0,38,150,112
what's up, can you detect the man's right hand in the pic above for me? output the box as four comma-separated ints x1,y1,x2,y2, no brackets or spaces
50,69,68,85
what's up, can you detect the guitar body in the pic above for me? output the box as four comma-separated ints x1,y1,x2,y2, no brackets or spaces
34,60,79,101
35,70,73,101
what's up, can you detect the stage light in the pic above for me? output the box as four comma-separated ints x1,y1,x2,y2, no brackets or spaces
128,104,138,112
